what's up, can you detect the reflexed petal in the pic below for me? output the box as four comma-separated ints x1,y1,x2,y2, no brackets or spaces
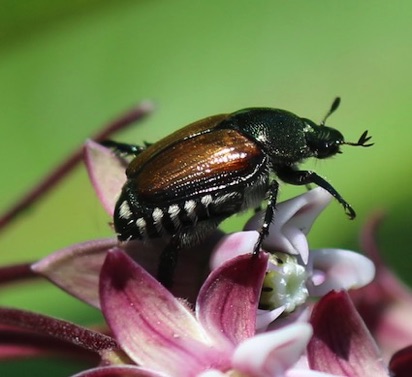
197,253,268,348
308,291,388,376
307,249,375,297
32,238,117,308
233,323,313,377
244,188,332,263
72,365,167,377
0,307,118,363
209,231,259,270
100,249,229,377
84,140,127,216
266,306,311,332
0,325,99,362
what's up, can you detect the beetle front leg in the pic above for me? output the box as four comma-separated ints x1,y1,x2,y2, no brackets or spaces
277,166,356,219
253,180,279,255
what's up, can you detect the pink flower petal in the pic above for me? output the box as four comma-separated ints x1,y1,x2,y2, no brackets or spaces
209,231,259,270
197,253,268,348
307,249,375,297
233,323,313,377
350,213,412,362
197,371,226,377
100,249,229,377
308,291,388,376
84,140,127,216
389,345,412,377
32,238,117,308
286,370,342,377
244,188,332,264
72,365,166,377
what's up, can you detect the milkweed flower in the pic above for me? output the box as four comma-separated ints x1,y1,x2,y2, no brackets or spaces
2,251,409,376
32,142,375,332
209,188,375,330
70,248,318,377
0,249,326,377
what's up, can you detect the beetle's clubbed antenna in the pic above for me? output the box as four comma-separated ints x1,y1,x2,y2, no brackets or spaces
321,97,341,126
345,130,374,147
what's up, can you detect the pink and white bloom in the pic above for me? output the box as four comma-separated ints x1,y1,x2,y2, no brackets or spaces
1,249,317,376
73,248,318,377
210,188,375,330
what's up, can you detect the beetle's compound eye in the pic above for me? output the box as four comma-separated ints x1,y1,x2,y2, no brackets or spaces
315,140,341,159
306,125,344,159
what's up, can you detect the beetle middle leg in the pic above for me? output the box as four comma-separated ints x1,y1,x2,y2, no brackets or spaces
277,166,356,219
253,180,279,255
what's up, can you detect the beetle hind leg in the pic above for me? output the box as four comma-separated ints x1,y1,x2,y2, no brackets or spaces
157,235,182,288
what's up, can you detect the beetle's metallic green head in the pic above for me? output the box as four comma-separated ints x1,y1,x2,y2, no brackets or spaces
304,97,373,159
304,121,345,159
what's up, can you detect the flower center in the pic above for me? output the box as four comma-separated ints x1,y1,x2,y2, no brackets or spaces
259,252,308,313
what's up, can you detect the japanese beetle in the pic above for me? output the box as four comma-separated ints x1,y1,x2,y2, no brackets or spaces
105,98,373,287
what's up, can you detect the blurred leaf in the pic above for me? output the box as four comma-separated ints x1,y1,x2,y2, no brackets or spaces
0,0,125,47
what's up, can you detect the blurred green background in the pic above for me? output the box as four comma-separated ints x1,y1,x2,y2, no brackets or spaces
0,1,411,375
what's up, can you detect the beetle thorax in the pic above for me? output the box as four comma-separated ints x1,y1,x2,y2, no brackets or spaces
226,108,311,165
